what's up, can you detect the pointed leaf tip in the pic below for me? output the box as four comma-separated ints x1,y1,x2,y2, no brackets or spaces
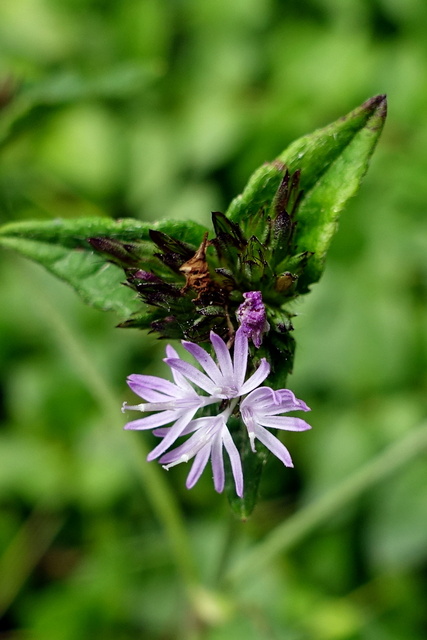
225,95,387,291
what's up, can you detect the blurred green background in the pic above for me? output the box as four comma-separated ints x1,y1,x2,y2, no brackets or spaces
1,0,427,638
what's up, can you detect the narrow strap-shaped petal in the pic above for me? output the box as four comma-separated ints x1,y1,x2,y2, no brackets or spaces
153,419,204,438
146,409,198,461
253,425,294,467
159,427,207,464
165,345,195,391
240,386,276,410
239,358,270,395
210,431,225,493
210,331,233,379
165,358,218,395
241,386,310,414
232,327,248,389
255,415,312,431
165,345,179,359
127,374,182,399
126,383,167,403
263,399,311,415
186,445,211,489
222,428,244,497
123,410,177,430
270,388,311,412
182,341,223,385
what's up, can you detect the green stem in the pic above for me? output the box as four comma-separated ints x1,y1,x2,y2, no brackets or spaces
226,420,427,586
212,513,239,588
0,508,63,617
28,264,199,594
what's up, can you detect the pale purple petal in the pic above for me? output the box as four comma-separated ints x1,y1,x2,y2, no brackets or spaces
211,432,225,493
159,427,207,464
126,382,168,403
242,386,310,414
255,416,312,431
153,420,204,438
146,409,198,460
165,345,194,391
240,386,276,410
186,445,211,489
233,327,248,389
182,341,223,385
222,428,244,497
165,345,179,359
268,388,310,412
123,410,177,430
239,359,270,395
253,425,294,467
164,358,218,395
210,331,233,379
127,374,182,400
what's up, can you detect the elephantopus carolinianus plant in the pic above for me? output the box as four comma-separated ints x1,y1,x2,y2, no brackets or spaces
0,95,387,516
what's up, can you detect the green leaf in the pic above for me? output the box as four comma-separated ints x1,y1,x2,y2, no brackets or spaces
226,95,387,289
226,161,286,229
0,217,208,317
0,65,159,150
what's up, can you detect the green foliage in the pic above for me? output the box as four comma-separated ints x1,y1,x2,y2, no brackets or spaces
0,218,207,316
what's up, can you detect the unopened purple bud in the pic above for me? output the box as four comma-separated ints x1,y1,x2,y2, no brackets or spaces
134,270,162,282
236,291,270,348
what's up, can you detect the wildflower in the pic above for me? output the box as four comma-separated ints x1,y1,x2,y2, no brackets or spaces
122,327,311,495
240,387,311,467
236,291,270,348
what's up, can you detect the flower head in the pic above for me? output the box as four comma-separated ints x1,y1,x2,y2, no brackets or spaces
122,327,311,495
237,291,270,348
240,387,311,467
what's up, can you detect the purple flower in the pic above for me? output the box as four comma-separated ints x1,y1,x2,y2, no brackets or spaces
122,327,312,496
240,387,311,467
236,291,270,348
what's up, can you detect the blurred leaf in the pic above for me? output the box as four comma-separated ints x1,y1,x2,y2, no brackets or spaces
0,217,207,316
226,95,387,289
0,64,160,149
0,435,67,503
365,460,427,571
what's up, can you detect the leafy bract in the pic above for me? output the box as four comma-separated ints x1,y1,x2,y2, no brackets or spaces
226,95,387,289
0,217,207,317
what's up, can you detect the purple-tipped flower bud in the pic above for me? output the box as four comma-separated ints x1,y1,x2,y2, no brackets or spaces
133,270,163,282
236,291,270,348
